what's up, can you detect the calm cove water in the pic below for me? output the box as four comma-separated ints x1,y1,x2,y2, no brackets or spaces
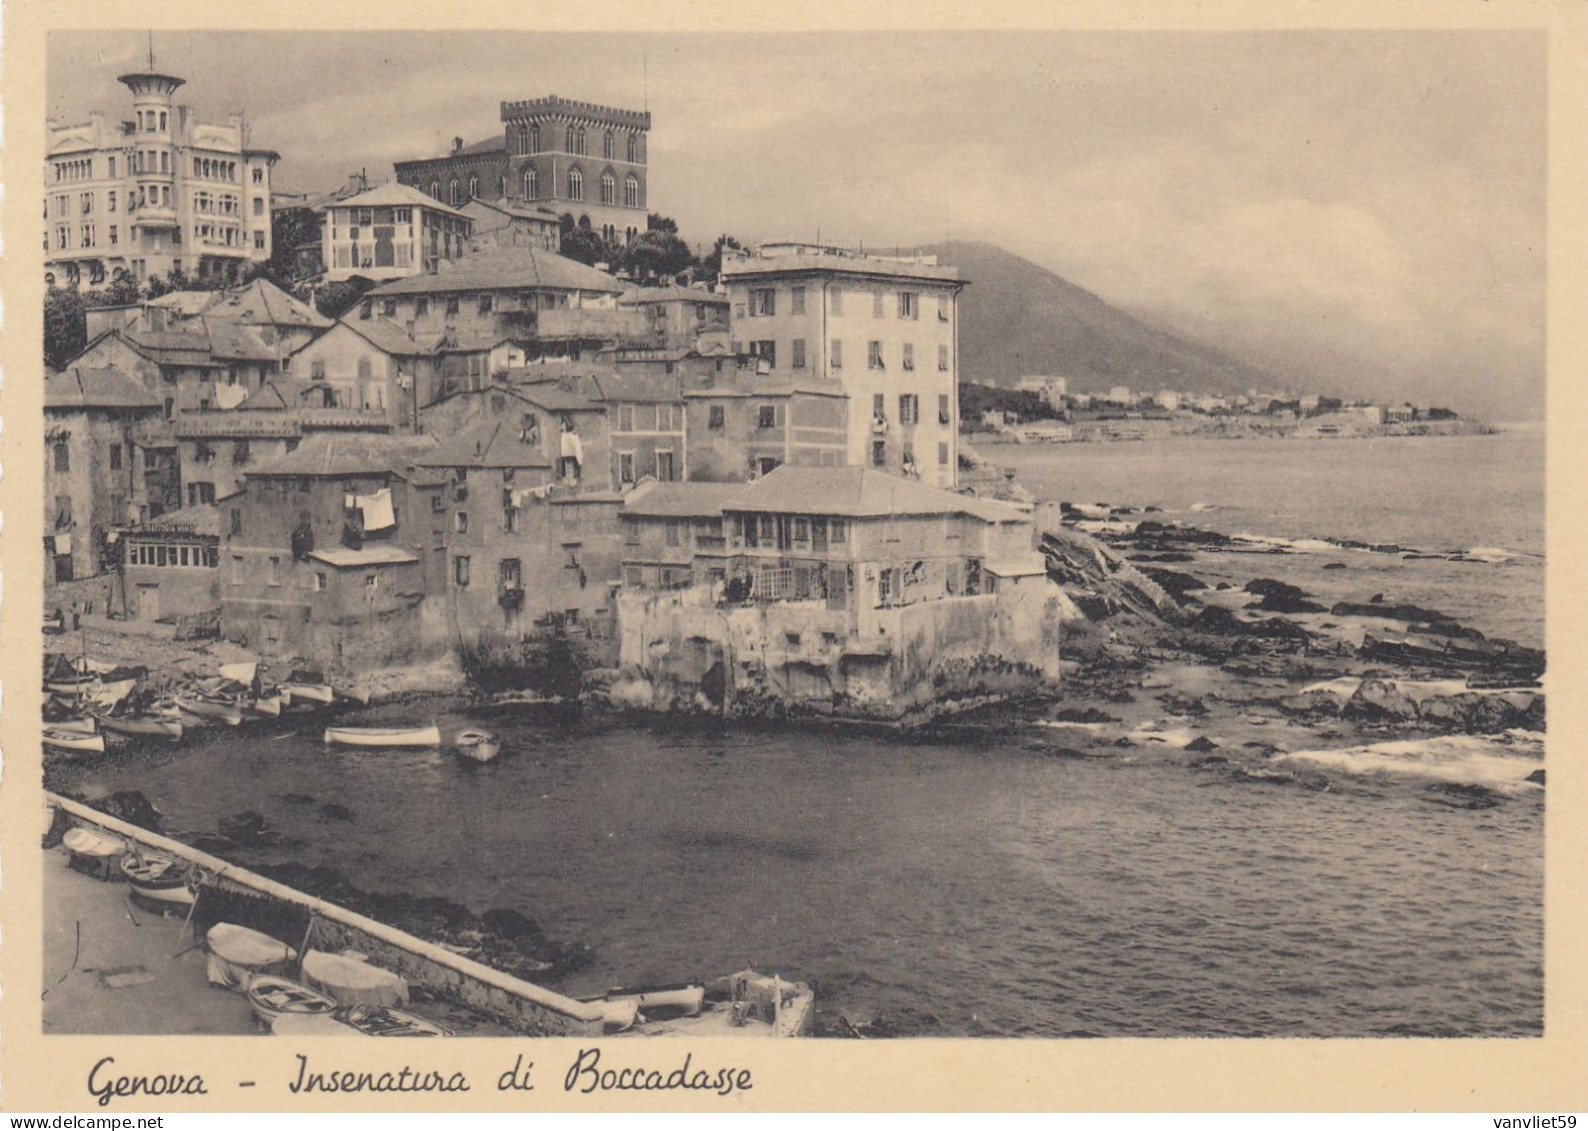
59,430,1545,1037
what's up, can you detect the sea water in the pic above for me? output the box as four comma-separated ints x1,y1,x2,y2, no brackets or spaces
55,430,1545,1037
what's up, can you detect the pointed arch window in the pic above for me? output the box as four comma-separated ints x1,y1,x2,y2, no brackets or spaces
468,174,479,200
565,125,576,152
449,179,460,206
529,124,540,153
576,127,587,155
524,166,539,199
430,179,441,199
603,131,615,159
626,134,638,163
624,174,640,209
600,171,616,205
567,167,583,201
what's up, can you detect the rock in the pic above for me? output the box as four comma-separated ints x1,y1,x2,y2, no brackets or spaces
98,790,164,832
1134,520,1168,535
1278,691,1343,717
1322,562,1347,570
1159,693,1209,717
217,810,269,845
1190,754,1228,767
1526,769,1545,786
1050,706,1120,724
318,803,356,822
281,792,316,805
1185,736,1219,752
481,908,545,942
1245,578,1325,614
1343,679,1418,723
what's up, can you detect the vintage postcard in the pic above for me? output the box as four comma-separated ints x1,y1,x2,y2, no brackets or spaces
3,0,1586,1114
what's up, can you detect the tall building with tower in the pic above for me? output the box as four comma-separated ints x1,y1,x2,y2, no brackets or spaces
395,95,651,246
45,53,278,287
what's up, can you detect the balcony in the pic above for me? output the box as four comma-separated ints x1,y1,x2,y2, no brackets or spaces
498,582,525,609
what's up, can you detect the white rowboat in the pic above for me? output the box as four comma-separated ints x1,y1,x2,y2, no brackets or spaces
324,724,442,748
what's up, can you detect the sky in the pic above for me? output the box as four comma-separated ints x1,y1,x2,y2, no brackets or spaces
47,30,1546,419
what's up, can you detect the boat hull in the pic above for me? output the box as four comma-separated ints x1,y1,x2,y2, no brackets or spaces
175,696,244,726
324,725,442,748
455,730,502,763
281,683,334,705
44,729,106,754
246,976,339,1028
97,714,184,740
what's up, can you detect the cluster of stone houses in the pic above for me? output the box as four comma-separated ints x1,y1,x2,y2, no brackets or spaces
44,68,1063,712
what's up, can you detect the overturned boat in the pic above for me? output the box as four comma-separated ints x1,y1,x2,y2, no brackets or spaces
281,670,335,706
454,728,502,763
324,724,442,748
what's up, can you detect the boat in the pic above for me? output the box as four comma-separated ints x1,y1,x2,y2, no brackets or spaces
324,724,442,748
246,692,286,718
119,851,196,909
601,980,706,1020
246,975,339,1028
281,670,334,705
337,1005,451,1037
45,672,99,696
96,713,184,740
48,716,99,735
333,684,372,706
454,729,502,763
578,995,642,1033
174,693,245,726
62,826,128,879
44,727,106,754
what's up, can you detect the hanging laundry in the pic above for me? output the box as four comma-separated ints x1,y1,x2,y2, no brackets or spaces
355,488,396,532
213,384,249,410
54,533,72,555
560,430,584,464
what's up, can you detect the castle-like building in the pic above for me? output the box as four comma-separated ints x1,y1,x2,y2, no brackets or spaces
394,95,650,246
45,64,277,287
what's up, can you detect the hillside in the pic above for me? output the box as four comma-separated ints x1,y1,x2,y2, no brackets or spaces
927,241,1276,396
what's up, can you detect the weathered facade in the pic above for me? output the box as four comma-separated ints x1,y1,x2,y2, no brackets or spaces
119,504,221,623
319,182,472,283
616,466,1062,715
460,197,561,253
682,367,850,482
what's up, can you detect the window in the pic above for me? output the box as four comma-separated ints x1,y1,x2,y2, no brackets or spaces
416,297,429,316
567,168,583,200
750,340,776,367
618,405,635,432
366,574,379,591
524,167,539,198
868,341,884,369
938,295,950,322
254,167,265,185
938,441,950,466
230,508,242,536
449,179,460,206
938,344,950,372
619,452,635,484
831,339,843,369
109,443,122,470
468,175,479,200
233,440,252,466
268,556,282,587
792,517,810,549
479,294,493,314
230,555,244,584
791,339,807,369
656,450,676,481
708,404,725,430
658,404,679,430
446,296,460,315
108,156,116,177
873,393,886,420
873,292,884,318
758,404,778,430
360,300,373,320
872,440,887,467
831,518,848,544
939,393,952,424
310,359,327,382
750,288,776,316
627,133,639,162
313,572,328,592
900,394,919,424
430,179,441,199
600,171,616,204
431,492,445,513
576,127,587,154
791,286,806,315
254,231,266,250
665,521,680,548
383,298,398,317
53,440,70,473
108,190,117,213
902,343,915,371
455,511,469,534
529,124,540,152
898,291,919,319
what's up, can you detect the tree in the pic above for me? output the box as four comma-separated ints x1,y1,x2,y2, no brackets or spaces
698,234,742,288
266,207,321,285
314,277,375,320
646,212,678,235
616,226,693,282
44,285,87,370
559,226,613,267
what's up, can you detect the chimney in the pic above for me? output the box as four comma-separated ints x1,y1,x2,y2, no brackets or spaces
453,136,464,154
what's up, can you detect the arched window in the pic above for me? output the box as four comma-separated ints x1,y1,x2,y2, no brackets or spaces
565,126,576,152
567,167,583,201
449,178,460,206
528,125,540,153
603,131,615,159
468,175,479,200
576,127,587,155
524,167,539,199
624,174,640,209
499,175,507,197
430,179,441,199
600,171,616,205
518,127,530,156
627,134,639,163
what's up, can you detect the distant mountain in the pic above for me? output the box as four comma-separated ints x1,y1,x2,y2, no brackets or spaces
926,241,1276,396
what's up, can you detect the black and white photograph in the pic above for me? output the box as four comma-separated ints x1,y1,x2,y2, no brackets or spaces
7,8,1582,1113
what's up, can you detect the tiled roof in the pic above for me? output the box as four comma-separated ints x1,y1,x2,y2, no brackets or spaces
343,318,437,357
245,432,439,478
618,285,729,306
622,481,743,519
131,503,221,537
208,279,332,329
327,181,470,219
367,246,623,297
722,252,963,285
123,329,223,367
203,321,279,361
308,546,421,568
420,420,553,469
588,371,684,404
724,466,1028,523
467,197,560,221
45,366,161,410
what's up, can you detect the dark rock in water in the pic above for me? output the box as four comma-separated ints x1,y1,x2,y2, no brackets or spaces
480,908,545,942
98,790,165,833
1522,696,1546,730
1144,567,1209,601
1134,520,1168,535
1343,679,1417,723
1370,594,1385,603
1331,599,1459,626
188,833,239,855
1526,769,1545,786
1424,782,1503,810
1185,736,1219,753
1278,691,1343,718
1045,746,1102,761
1051,706,1121,724
1105,688,1136,703
318,803,356,822
1114,737,1136,747
1159,693,1209,717
1322,562,1347,570
1190,754,1228,767
281,793,316,805
218,810,269,845
1216,582,1234,591
1144,506,1163,513
1245,578,1325,614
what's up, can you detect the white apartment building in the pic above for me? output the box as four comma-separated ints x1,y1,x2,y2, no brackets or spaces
721,244,965,489
45,67,277,286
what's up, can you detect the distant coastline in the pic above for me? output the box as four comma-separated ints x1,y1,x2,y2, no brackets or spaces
969,414,1495,445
